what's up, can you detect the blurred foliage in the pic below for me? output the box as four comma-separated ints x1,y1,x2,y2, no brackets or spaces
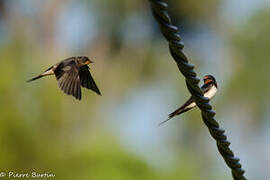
228,8,270,123
0,0,269,179
170,0,221,21
0,32,225,180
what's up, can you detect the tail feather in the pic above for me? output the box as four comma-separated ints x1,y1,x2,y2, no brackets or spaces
159,107,192,126
27,68,54,82
26,75,44,82
158,117,172,126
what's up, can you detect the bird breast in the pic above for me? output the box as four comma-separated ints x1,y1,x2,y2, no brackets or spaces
204,86,217,99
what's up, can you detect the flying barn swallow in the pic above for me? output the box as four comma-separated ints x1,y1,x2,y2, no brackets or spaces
27,56,101,100
159,75,218,125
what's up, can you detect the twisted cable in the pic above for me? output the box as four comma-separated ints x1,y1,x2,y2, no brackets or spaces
149,1,247,179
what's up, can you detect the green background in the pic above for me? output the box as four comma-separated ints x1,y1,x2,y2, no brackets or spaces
0,0,269,179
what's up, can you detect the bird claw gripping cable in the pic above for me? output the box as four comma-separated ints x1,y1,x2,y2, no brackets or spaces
149,1,247,179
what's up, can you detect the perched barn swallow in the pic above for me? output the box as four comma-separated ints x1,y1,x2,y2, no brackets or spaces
159,75,218,125
27,56,101,100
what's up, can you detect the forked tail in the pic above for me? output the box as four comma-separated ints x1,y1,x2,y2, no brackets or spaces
26,75,44,82
27,68,54,82
159,107,191,126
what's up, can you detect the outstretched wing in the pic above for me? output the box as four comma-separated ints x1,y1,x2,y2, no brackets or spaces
79,65,101,95
54,62,82,100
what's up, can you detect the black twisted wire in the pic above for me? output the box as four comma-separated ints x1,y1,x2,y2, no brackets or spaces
149,1,247,179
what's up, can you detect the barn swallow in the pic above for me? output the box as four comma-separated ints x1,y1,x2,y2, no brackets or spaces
159,75,218,125
27,56,101,100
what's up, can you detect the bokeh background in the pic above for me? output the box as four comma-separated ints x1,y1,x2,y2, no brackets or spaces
0,0,269,179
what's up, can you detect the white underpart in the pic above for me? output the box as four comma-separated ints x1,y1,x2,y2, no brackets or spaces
204,86,217,99
185,86,217,109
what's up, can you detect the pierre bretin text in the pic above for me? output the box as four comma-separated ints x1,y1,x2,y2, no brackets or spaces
0,171,55,178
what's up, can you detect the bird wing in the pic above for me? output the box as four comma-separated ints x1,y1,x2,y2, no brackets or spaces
168,83,213,120
170,82,212,116
79,65,101,95
54,62,82,100
160,82,216,125
168,97,195,117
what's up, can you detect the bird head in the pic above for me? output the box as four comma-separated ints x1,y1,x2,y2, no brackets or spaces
203,75,217,88
77,56,93,65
